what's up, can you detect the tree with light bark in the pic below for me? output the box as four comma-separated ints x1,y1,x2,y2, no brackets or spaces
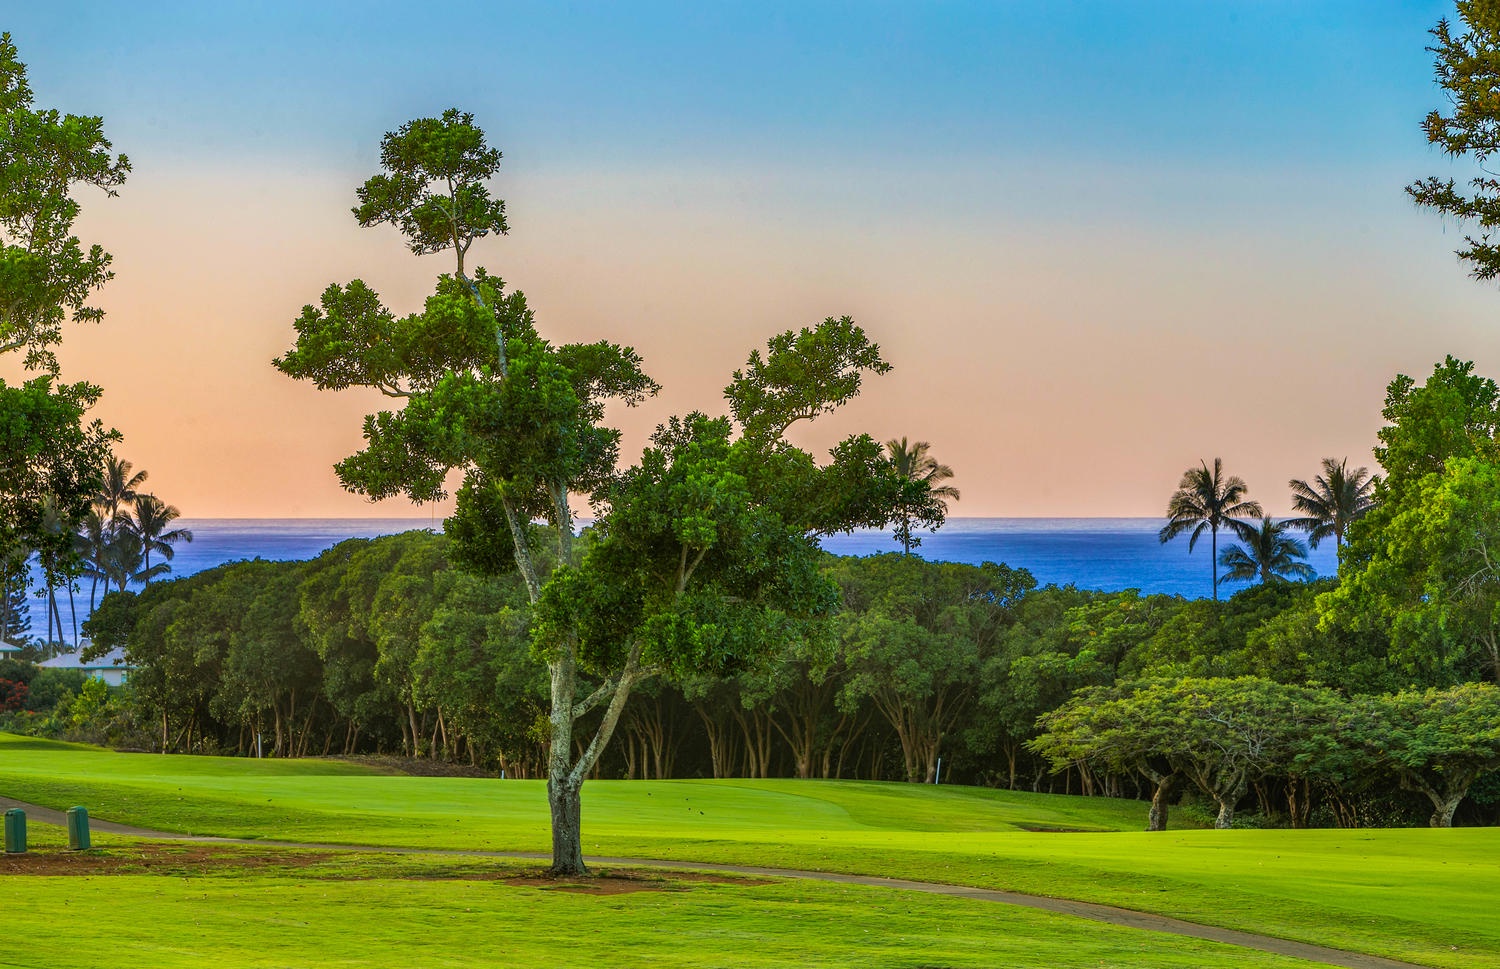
274,110,910,875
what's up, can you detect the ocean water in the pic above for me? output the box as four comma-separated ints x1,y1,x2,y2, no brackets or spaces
18,517,1339,646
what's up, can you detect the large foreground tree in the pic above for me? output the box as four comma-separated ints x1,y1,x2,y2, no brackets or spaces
276,110,908,875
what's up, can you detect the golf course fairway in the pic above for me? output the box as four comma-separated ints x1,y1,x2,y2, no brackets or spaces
0,734,1489,968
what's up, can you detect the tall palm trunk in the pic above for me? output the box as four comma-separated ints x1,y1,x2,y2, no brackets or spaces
1211,527,1218,601
48,585,62,647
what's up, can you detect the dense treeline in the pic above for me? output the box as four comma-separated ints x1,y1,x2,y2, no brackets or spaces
70,537,1498,828
84,531,545,772
48,356,1499,828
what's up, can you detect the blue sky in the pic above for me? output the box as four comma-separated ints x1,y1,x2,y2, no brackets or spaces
12,2,1448,167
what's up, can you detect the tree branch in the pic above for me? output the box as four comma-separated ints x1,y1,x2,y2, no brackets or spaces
572,677,616,722
501,498,542,602
568,640,649,788
676,544,710,593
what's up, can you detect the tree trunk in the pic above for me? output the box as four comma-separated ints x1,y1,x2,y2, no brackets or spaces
547,775,585,873
733,706,774,778
823,710,868,779
1253,780,1275,820
297,700,317,757
1211,527,1218,601
695,702,733,779
1430,794,1464,828
623,733,640,779
1146,773,1179,832
770,702,817,779
545,637,644,876
1402,771,1472,829
1285,776,1312,829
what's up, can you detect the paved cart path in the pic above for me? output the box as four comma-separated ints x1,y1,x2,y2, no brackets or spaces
0,796,1434,969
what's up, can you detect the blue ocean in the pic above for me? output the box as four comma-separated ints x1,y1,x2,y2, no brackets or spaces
20,518,1340,646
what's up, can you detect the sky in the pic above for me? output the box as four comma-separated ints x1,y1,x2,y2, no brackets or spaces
4,1,1497,517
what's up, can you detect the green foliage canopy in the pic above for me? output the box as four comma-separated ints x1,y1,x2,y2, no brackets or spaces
0,35,122,578
1324,359,1500,686
0,32,129,373
1409,1,1500,281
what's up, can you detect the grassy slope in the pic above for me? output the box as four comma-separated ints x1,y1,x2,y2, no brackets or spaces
0,735,1492,967
0,841,1325,969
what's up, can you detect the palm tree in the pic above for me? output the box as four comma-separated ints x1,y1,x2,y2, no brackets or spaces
74,509,109,612
885,438,961,554
1218,518,1317,585
1285,457,1377,561
34,495,70,648
1158,458,1264,600
125,494,192,585
97,456,148,528
99,529,146,594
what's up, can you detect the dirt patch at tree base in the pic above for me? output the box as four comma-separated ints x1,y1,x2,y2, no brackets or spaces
0,847,773,895
495,868,776,895
0,844,333,875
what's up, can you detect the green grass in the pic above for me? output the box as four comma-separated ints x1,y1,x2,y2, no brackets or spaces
0,835,1327,968
0,734,1492,967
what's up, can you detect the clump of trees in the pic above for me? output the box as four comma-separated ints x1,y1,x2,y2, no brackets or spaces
1033,678,1500,829
0,33,126,651
86,531,539,766
0,36,189,656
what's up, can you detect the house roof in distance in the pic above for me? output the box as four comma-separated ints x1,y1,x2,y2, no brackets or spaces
38,646,132,671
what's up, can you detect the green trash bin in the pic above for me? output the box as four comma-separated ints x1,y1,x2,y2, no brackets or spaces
66,806,90,851
4,808,25,854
